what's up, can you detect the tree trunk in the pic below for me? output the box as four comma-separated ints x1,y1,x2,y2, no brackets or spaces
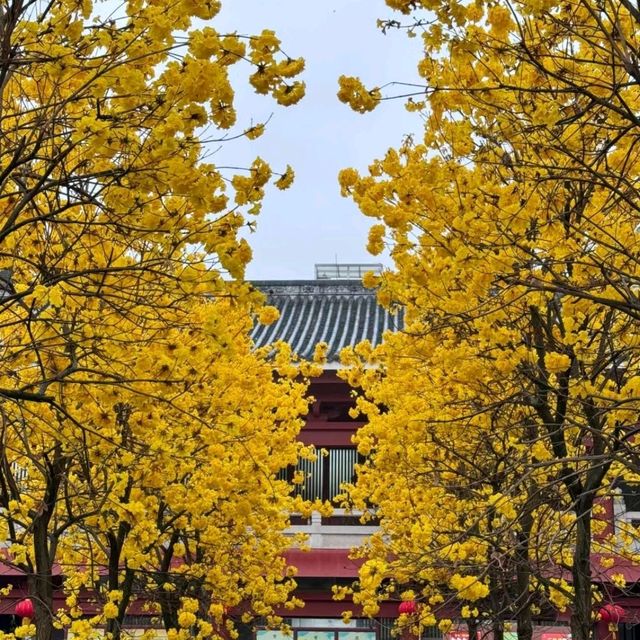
104,520,133,640
493,619,504,640
467,618,479,640
157,533,180,631
516,510,534,640
159,583,180,631
105,566,135,640
30,518,54,640
29,448,66,640
570,499,593,640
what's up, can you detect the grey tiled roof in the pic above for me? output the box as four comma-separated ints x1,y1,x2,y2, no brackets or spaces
251,280,403,363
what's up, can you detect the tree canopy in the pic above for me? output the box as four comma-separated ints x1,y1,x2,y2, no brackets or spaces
0,1,311,639
338,1,640,640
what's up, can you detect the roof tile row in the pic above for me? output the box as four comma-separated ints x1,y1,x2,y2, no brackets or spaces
251,280,403,363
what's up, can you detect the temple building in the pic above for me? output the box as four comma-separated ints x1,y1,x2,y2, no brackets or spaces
250,264,403,640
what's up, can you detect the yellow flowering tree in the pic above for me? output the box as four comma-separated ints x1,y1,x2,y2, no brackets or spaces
0,1,307,639
338,2,640,640
340,332,583,640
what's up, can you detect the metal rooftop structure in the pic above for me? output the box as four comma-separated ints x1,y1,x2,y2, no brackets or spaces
314,263,383,280
251,276,403,365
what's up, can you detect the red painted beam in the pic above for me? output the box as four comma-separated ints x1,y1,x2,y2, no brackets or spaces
285,549,362,578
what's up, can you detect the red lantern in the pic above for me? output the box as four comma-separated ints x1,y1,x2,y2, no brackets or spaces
599,604,625,623
398,600,417,615
15,598,34,619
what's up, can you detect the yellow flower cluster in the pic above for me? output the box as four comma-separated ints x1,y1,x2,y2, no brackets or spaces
248,30,306,106
449,575,490,602
337,76,381,113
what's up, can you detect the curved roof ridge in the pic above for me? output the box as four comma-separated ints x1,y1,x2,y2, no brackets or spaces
251,280,404,364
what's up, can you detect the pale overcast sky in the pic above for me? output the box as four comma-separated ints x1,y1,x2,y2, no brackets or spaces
215,1,422,280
